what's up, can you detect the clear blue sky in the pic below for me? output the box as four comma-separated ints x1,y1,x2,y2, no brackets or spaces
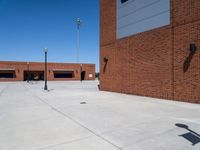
0,0,100,72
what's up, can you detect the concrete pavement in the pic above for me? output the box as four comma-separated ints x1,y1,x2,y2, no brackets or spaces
0,81,200,150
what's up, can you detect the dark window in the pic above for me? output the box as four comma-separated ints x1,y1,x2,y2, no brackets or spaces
0,73,14,78
121,0,128,4
54,71,74,78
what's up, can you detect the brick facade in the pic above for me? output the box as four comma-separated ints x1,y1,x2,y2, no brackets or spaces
0,61,95,81
100,0,200,103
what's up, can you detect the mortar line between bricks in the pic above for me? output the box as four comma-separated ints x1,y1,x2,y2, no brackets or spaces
24,85,123,150
173,18,200,28
171,0,175,100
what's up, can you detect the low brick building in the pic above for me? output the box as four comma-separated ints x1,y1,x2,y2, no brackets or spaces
0,61,95,81
100,0,200,103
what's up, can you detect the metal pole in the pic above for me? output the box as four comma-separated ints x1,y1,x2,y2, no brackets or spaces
80,64,82,82
77,18,81,63
77,26,79,63
27,62,29,83
44,51,48,90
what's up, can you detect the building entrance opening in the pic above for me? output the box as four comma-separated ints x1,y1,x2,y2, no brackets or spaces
81,71,86,81
24,71,44,81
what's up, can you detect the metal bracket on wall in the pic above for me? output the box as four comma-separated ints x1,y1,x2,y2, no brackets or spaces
103,57,108,73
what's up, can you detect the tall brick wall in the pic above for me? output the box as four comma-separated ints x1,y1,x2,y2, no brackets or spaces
0,61,95,81
100,0,200,103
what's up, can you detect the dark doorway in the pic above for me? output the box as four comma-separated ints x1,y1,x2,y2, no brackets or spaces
81,71,86,81
53,71,74,78
24,71,44,81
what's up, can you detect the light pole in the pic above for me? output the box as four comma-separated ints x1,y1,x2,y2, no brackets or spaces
76,18,81,63
27,62,29,83
44,48,48,90
80,64,82,82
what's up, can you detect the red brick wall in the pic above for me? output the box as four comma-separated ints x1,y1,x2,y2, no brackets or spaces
100,0,200,103
0,61,95,81
82,64,96,80
173,21,200,103
100,0,116,46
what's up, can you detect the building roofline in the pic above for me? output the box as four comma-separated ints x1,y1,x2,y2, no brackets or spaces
0,60,95,66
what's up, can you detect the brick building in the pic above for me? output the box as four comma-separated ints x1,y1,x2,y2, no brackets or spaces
0,61,95,81
100,0,200,103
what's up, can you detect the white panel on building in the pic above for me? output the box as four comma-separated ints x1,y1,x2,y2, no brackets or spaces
117,0,170,39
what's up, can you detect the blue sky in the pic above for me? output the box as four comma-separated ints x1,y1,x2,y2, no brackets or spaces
0,0,100,71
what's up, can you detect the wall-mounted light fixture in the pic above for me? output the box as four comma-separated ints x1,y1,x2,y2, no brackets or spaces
104,57,108,63
190,43,197,52
121,0,128,4
103,57,108,73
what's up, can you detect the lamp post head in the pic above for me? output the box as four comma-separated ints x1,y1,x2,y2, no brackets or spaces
77,18,81,25
44,47,48,53
76,18,82,29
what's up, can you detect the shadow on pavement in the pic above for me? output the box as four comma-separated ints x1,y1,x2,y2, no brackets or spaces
175,123,200,145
